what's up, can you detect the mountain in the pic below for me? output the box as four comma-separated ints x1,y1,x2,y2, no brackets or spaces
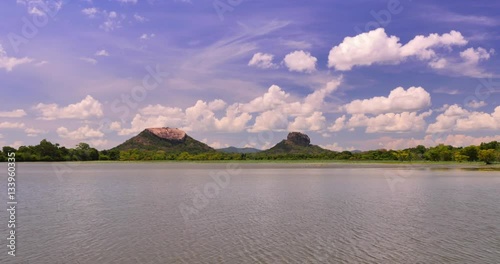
262,132,333,155
111,127,214,154
218,147,261,154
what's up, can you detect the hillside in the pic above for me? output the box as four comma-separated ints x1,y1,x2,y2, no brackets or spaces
262,132,334,155
218,147,261,154
111,127,214,154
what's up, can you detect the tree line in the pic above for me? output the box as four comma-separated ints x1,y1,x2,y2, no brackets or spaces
1,139,499,164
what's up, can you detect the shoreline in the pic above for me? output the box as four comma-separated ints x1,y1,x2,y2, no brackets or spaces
8,160,500,170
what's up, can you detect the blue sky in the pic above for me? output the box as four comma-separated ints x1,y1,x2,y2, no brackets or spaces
0,0,499,151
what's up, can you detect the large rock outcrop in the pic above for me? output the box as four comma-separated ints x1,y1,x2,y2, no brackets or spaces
146,127,186,142
262,131,332,155
286,132,311,147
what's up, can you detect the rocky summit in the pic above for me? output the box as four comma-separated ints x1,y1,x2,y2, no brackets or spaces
146,127,186,141
286,132,311,147
262,131,332,155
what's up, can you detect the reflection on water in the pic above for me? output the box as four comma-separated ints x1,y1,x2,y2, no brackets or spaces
0,163,499,263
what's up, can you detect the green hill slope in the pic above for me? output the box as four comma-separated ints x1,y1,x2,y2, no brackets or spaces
111,128,214,154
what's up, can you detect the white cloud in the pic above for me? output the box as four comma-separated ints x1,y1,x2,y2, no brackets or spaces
119,80,340,135
118,99,251,135
328,115,346,132
427,105,500,133
115,0,137,3
17,0,63,16
240,85,290,113
201,138,229,149
344,87,431,115
89,139,109,148
35,61,48,67
328,28,467,71
25,128,47,137
320,143,355,152
248,110,288,132
140,33,155,40
466,100,487,109
0,122,25,129
134,14,147,22
82,7,98,18
283,50,317,73
57,125,104,140
288,111,326,131
34,95,104,120
347,111,432,133
208,99,227,111
0,109,27,118
79,57,98,64
248,52,277,69
95,49,109,57
0,44,33,71
100,11,123,31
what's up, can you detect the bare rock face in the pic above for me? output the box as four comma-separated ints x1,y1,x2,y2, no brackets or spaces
286,132,310,147
146,127,186,141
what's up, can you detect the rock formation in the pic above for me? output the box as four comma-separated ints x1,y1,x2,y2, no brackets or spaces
146,127,186,142
286,132,311,147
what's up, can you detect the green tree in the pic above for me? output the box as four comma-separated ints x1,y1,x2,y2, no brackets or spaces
478,149,497,164
460,146,479,161
453,152,469,163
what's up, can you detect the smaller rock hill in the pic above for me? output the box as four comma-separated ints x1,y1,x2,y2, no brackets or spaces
262,132,333,155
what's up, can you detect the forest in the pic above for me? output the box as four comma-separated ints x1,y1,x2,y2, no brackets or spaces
1,139,499,164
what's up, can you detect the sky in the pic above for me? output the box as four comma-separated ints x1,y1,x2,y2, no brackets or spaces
0,0,499,151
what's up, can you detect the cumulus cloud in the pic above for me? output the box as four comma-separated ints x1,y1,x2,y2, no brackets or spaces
34,95,104,120
427,105,500,133
248,52,278,69
118,99,252,135
344,87,431,115
283,50,317,73
0,122,25,129
328,115,346,132
466,100,487,109
118,79,341,135
328,28,467,71
82,7,98,18
25,128,47,137
57,125,104,140
288,111,326,131
0,109,27,118
429,47,496,78
0,44,33,71
347,111,432,133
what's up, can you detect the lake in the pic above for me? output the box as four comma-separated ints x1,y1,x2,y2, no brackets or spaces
1,162,499,263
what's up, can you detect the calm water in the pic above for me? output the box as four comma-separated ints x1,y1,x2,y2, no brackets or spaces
1,163,499,264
